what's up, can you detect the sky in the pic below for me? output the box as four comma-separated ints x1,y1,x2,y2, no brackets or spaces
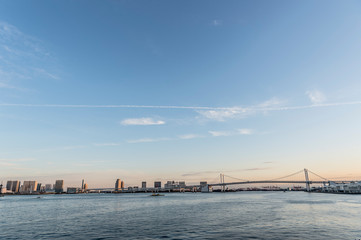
1,0,361,188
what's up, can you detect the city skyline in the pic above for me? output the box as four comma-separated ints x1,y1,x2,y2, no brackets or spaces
2,1,361,187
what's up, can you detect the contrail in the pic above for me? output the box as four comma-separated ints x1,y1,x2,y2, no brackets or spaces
0,101,361,111
0,103,229,110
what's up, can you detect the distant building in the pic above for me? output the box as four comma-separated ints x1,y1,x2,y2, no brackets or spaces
6,180,20,193
83,183,88,190
200,181,208,188
154,181,161,188
37,183,42,192
115,179,121,191
81,179,85,190
142,181,147,189
67,187,80,194
21,181,37,194
164,181,186,190
45,184,53,191
121,181,124,189
179,181,186,188
54,180,64,193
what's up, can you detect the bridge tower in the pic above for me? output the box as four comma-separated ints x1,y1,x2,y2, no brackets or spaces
304,168,311,192
220,173,225,192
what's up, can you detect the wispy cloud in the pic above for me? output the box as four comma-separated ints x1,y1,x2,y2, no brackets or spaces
197,108,247,121
209,130,233,137
197,98,284,121
209,128,253,137
238,128,253,135
212,19,223,26
178,134,203,140
121,117,165,126
182,167,271,177
306,90,326,104
127,137,171,143
0,21,58,89
93,142,122,146
35,145,87,152
0,158,35,169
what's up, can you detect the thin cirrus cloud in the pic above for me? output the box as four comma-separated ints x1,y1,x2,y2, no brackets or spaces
120,117,165,126
212,19,223,26
197,98,285,121
127,137,171,144
178,134,203,140
306,90,326,104
0,21,59,87
209,128,253,137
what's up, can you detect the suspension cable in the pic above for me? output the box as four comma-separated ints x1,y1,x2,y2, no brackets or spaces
269,169,304,181
223,174,249,182
307,170,329,181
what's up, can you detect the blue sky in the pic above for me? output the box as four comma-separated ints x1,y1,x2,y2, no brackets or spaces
1,1,361,187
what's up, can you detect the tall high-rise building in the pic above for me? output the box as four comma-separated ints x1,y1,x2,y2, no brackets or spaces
142,181,146,189
37,183,42,192
154,181,161,188
6,181,20,193
21,181,37,193
83,183,88,190
45,184,53,191
115,179,121,191
54,180,64,193
121,181,124,189
81,179,85,190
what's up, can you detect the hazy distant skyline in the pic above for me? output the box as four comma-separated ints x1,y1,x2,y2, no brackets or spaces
1,1,361,188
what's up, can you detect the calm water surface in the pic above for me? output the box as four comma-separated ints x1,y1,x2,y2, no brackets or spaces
1,192,361,239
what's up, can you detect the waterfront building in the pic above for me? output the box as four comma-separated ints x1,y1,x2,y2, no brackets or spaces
81,179,85,190
6,180,20,193
164,181,186,190
67,187,80,194
115,179,121,191
200,181,208,187
142,181,146,189
179,181,186,188
84,183,88,190
321,182,361,193
45,184,53,191
121,180,124,189
21,181,38,194
154,181,161,188
37,183,42,192
54,180,64,193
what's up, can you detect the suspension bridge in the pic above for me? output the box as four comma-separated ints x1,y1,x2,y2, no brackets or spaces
84,168,358,193
202,168,356,192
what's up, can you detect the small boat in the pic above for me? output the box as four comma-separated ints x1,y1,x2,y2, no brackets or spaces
150,193,164,197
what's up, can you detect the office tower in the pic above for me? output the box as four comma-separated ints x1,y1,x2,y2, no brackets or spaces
21,181,37,193
179,181,186,188
45,184,53,191
37,183,42,192
200,181,207,187
121,181,124,189
115,179,121,191
6,181,20,193
12,181,20,192
142,181,146,189
154,181,161,188
83,183,88,190
6,181,12,191
81,179,84,190
54,180,64,193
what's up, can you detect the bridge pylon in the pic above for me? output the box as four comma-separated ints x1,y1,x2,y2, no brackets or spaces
304,168,311,192
220,173,225,192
